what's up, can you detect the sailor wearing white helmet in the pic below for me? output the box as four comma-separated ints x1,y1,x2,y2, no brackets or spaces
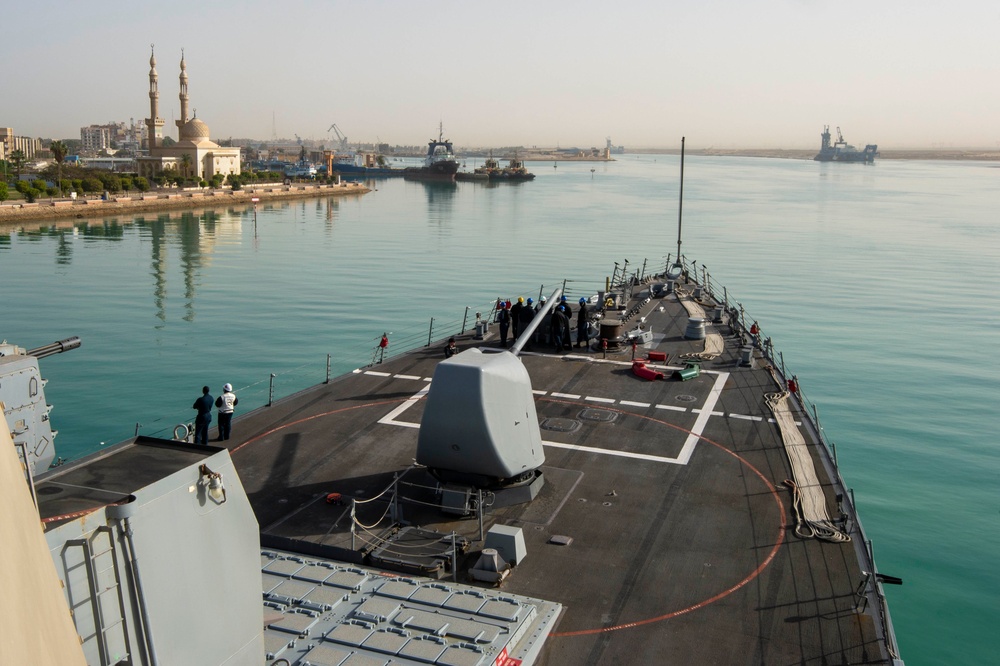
215,382,239,441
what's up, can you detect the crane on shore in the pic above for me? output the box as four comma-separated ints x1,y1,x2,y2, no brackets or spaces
328,124,348,151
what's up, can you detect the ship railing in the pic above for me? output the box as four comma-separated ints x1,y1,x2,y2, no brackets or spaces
663,252,903,662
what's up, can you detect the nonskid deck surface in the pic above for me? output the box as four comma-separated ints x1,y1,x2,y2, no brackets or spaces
227,279,888,665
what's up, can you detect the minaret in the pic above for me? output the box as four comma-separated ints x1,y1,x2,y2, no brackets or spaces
145,45,164,150
177,49,189,130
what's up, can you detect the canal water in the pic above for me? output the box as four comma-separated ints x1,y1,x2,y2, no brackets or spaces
2,154,997,664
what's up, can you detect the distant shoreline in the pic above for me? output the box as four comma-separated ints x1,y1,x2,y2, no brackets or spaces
624,148,1000,161
0,181,370,229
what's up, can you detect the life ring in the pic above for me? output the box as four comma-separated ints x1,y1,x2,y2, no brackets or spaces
173,424,190,441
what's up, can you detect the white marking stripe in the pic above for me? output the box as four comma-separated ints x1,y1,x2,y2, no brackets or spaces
655,404,687,412
394,374,421,380
730,414,763,422
377,386,430,428
532,390,548,395
542,440,682,464
692,409,724,416
675,372,729,465
585,396,616,404
365,371,391,377
551,392,581,400
619,400,651,408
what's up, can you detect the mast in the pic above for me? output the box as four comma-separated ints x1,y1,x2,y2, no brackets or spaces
675,136,685,268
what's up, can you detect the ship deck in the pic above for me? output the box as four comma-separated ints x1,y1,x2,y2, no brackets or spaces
219,274,892,665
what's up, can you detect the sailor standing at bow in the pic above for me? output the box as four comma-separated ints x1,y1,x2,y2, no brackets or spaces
215,383,238,441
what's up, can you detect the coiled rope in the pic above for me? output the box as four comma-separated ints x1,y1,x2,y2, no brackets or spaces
675,288,724,361
765,391,850,543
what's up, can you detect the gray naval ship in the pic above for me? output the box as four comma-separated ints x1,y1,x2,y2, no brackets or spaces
3,156,903,666
814,125,879,163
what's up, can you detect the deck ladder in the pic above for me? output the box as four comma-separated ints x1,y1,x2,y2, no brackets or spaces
67,526,132,666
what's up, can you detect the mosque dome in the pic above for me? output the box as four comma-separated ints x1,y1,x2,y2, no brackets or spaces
180,117,211,140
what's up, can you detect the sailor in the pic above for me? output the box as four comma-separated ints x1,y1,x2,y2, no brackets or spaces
576,297,591,349
551,307,570,352
191,386,213,445
534,296,550,345
511,297,525,339
444,337,458,358
519,297,535,331
215,383,238,441
497,302,511,348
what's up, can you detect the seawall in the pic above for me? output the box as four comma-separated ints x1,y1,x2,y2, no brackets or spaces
0,181,369,228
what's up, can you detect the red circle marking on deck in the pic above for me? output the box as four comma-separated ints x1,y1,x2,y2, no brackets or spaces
229,394,787,638
229,398,408,456
539,398,787,638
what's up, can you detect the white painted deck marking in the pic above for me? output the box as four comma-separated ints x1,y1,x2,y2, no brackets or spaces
365,371,391,377
394,374,421,381
692,409,725,416
730,414,763,422
542,440,682,464
532,390,548,396
375,369,738,465
377,385,430,429
619,400,651,408
675,371,729,465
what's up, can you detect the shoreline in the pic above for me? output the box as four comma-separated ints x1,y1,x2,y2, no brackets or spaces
627,148,1000,161
0,181,370,229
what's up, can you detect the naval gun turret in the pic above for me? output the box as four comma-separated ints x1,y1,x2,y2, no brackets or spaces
0,337,81,474
416,348,545,512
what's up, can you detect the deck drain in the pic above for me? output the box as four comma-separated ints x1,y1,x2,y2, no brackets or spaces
540,417,580,433
579,408,618,423
602,501,613,507
676,394,697,403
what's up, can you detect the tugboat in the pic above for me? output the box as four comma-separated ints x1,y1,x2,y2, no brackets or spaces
498,155,535,181
473,153,502,179
404,123,460,181
814,125,878,163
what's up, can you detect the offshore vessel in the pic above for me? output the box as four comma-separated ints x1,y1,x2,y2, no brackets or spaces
4,145,903,665
814,125,878,163
404,124,460,182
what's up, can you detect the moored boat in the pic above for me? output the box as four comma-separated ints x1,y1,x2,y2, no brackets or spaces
404,123,460,181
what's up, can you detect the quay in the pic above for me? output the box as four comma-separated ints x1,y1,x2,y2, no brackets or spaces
0,181,369,227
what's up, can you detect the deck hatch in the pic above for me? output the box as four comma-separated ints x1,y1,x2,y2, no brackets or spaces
579,408,618,423
300,642,354,665
361,627,410,655
326,619,376,647
398,635,447,661
539,417,580,432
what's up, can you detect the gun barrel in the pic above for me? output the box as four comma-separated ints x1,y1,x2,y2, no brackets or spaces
26,336,81,359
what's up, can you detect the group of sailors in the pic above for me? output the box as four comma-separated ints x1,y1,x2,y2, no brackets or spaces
496,295,591,352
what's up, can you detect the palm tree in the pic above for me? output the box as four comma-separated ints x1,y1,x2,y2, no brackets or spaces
180,153,192,179
9,149,26,180
50,141,67,195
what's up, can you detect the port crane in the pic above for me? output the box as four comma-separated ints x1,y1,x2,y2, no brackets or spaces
328,124,349,150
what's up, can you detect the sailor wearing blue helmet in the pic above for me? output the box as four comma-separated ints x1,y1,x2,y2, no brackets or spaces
576,297,591,349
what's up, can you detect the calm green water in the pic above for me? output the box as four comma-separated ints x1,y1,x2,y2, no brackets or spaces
2,155,997,664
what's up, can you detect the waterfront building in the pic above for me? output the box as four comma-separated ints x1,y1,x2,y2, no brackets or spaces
0,127,40,160
136,48,241,181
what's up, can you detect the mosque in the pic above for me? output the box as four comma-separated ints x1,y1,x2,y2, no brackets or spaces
136,48,241,181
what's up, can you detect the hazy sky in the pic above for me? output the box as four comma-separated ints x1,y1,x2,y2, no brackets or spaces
4,1,999,149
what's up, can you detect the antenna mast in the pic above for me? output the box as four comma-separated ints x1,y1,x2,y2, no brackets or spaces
675,136,685,267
